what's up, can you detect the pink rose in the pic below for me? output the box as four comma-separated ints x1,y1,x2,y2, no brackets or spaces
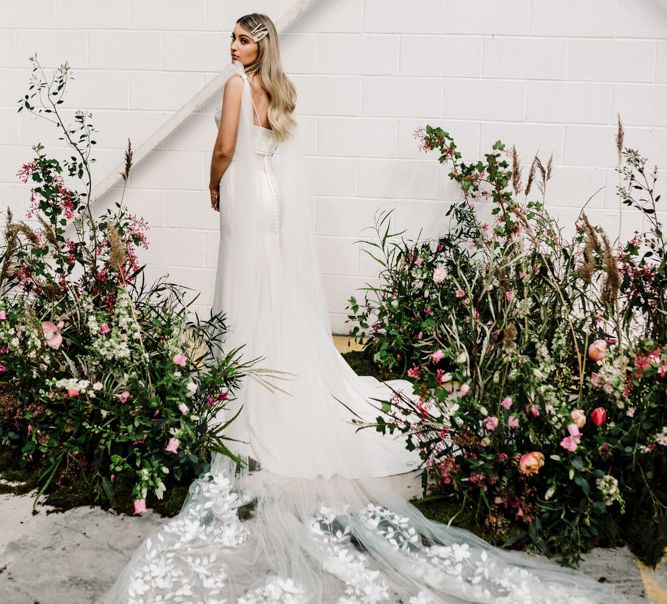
518,452,545,475
570,409,586,429
99,323,110,334
459,383,470,396
117,390,131,404
588,340,607,362
484,416,499,431
590,407,607,427
172,352,187,366
431,349,445,363
567,423,581,437
41,320,64,350
508,415,519,429
133,499,147,515
455,289,465,298
501,397,512,410
165,438,180,454
0,310,6,320
560,435,578,452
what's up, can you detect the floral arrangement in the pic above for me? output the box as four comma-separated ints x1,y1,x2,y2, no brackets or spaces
0,57,268,514
347,123,666,565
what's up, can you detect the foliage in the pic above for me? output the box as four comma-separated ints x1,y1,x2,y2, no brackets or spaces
347,124,666,565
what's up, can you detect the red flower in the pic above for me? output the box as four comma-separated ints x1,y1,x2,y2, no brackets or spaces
590,407,607,427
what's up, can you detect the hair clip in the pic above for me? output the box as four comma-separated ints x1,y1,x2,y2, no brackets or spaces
250,23,269,43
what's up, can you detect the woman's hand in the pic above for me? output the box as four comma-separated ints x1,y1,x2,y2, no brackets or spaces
209,185,220,212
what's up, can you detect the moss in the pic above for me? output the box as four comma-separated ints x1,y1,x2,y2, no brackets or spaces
342,347,402,382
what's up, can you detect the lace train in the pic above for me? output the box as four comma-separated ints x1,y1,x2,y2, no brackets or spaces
105,454,625,603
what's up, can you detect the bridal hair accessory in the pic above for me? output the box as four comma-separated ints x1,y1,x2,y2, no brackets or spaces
250,22,269,42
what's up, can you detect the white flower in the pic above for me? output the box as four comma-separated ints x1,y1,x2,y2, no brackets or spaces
186,381,198,397
178,402,189,415
93,381,103,391
432,264,447,284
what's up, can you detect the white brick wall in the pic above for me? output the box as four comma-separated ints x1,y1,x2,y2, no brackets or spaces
1,0,666,333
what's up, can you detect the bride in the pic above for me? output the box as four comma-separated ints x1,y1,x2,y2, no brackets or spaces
106,13,626,603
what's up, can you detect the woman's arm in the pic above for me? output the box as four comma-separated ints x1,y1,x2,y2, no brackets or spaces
209,75,243,211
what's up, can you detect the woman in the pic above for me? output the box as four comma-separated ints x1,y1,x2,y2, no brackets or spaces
106,14,625,603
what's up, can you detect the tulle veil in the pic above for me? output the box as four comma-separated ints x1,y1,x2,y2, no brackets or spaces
104,63,628,603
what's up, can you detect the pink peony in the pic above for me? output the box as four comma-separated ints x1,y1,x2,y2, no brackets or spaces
133,499,147,515
518,452,545,475
117,391,131,404
560,435,578,452
0,310,6,320
459,383,470,396
172,352,187,366
590,407,607,427
570,409,586,429
508,415,519,429
455,289,465,298
484,416,499,431
165,438,180,454
431,349,445,363
501,396,512,410
41,320,65,350
99,323,110,334
588,339,607,362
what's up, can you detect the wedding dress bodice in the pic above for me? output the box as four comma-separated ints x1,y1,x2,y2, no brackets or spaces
253,125,279,156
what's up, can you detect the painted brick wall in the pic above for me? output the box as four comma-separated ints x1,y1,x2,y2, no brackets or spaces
1,0,666,333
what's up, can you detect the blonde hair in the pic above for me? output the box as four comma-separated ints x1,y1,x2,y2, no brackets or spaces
237,13,297,143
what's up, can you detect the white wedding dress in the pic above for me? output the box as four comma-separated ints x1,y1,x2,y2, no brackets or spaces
105,65,626,603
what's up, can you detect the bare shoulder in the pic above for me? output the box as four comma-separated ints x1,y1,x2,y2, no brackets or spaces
224,74,244,96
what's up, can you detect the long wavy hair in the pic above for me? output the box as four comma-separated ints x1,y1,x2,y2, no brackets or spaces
236,13,297,143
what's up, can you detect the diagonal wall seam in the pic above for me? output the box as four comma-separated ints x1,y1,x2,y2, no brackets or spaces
90,0,320,204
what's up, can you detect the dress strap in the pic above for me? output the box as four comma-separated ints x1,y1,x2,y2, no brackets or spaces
240,72,264,128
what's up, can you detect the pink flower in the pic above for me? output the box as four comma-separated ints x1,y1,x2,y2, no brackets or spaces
658,363,667,379
172,352,187,366
484,416,499,431
165,438,180,454
459,383,470,396
567,423,581,437
416,331,424,340
588,340,607,362
407,366,421,379
501,396,512,410
472,307,480,319
518,271,526,281
424,306,433,316
508,415,519,429
505,291,514,301
41,320,65,350
117,391,131,404
455,289,465,298
0,363,6,375
590,407,607,427
27,424,33,433
99,323,110,334
497,452,508,463
560,436,578,452
431,349,445,363
518,452,545,475
66,388,80,397
415,256,424,266
570,409,586,429
527,404,540,418
591,372,600,388
133,499,147,515
0,310,6,320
